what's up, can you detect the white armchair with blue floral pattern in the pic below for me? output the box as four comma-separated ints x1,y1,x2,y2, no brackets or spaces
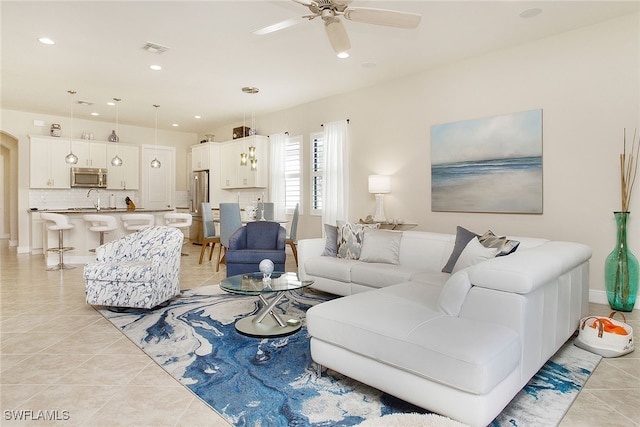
84,226,184,309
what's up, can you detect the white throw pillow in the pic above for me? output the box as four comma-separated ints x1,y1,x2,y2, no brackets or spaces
359,229,403,265
438,270,472,316
451,237,498,274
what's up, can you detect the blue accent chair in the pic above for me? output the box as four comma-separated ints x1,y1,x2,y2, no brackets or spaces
225,221,286,277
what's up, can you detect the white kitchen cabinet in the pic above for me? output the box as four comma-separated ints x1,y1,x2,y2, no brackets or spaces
140,145,175,210
219,136,269,189
191,144,210,171
106,144,139,190
71,140,107,168
29,136,71,188
220,142,240,188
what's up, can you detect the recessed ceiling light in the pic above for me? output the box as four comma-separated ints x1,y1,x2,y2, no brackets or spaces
38,37,55,45
520,8,542,19
150,64,162,71
107,101,116,106
337,52,350,59
172,123,179,127
91,112,100,116
194,115,201,119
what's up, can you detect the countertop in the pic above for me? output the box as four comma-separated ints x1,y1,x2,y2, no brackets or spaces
29,208,174,214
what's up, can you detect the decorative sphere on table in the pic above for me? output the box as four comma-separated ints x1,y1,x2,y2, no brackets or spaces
259,259,274,280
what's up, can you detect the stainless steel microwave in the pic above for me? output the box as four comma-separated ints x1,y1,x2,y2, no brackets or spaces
70,167,107,188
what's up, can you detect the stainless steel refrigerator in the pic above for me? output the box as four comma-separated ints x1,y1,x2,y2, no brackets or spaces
190,170,209,244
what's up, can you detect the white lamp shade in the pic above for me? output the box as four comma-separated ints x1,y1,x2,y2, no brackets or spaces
368,175,391,194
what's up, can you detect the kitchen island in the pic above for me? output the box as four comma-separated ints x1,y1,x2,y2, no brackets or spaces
29,208,174,268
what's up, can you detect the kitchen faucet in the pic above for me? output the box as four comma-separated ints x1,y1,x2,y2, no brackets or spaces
87,188,101,211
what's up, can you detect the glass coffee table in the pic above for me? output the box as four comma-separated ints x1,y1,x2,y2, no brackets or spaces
220,272,314,337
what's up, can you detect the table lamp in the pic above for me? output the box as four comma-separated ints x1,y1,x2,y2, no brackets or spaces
368,175,391,222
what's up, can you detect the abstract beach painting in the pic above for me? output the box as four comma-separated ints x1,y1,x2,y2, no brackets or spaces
431,109,543,213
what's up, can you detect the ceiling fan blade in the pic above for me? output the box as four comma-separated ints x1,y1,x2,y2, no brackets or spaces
292,0,313,5
324,17,351,54
344,7,421,29
252,17,305,35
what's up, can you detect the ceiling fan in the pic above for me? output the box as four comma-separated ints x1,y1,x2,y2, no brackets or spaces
253,0,422,55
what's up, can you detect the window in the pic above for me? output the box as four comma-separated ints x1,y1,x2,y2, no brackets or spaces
284,135,301,213
310,132,323,215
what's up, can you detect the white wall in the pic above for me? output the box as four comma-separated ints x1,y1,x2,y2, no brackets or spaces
213,13,640,298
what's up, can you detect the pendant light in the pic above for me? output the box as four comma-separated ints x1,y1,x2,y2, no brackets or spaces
64,90,79,165
242,86,259,171
240,97,248,166
110,98,123,167
150,104,161,168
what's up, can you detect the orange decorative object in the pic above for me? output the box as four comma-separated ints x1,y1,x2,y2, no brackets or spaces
590,318,628,335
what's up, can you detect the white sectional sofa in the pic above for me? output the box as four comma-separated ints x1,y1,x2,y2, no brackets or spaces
299,228,592,427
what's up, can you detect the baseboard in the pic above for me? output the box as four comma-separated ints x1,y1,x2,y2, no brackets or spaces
589,289,639,311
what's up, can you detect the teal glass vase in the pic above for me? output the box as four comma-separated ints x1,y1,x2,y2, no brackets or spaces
604,212,638,311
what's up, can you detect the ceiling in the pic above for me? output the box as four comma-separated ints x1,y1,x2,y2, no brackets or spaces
2,1,638,135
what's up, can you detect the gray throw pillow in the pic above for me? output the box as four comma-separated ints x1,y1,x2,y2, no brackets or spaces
321,224,338,257
359,229,403,265
442,226,478,273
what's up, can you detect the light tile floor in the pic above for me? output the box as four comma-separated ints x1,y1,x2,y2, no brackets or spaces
1,239,639,426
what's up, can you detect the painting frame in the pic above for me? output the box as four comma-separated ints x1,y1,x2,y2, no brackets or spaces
431,109,543,214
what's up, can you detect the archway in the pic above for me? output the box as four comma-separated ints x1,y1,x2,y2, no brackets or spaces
1,132,19,245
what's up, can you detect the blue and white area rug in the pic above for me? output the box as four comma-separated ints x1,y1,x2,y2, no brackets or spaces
99,285,601,427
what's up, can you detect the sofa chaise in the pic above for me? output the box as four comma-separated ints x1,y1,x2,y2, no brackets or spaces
299,226,592,426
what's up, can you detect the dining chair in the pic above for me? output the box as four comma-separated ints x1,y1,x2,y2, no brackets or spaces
218,203,242,271
199,202,221,265
286,203,299,266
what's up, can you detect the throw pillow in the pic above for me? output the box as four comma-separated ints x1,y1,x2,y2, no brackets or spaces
451,237,499,274
321,224,338,257
359,229,403,265
479,230,520,256
442,226,479,273
336,222,379,260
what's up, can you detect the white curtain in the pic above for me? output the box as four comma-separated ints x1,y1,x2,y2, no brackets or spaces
322,119,349,226
269,132,287,220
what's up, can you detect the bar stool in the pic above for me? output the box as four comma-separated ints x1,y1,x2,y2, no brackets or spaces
83,214,118,252
164,212,192,256
40,212,75,271
121,214,155,232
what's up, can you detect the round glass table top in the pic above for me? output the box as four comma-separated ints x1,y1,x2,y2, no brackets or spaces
220,272,313,296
